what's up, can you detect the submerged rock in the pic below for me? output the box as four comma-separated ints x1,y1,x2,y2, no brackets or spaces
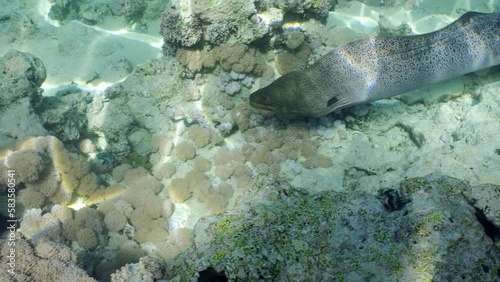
162,174,500,281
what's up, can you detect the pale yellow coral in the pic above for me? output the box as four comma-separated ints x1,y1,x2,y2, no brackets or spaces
151,134,173,156
86,184,126,206
247,146,274,166
50,138,91,195
176,48,215,73
232,163,254,189
134,222,169,244
30,167,59,197
60,207,106,249
77,173,100,196
215,164,233,180
205,182,234,214
34,240,76,262
129,207,152,230
168,178,192,202
79,139,96,154
141,174,163,193
122,167,149,187
121,186,163,219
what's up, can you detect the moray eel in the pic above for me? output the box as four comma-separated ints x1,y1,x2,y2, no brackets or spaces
250,12,500,118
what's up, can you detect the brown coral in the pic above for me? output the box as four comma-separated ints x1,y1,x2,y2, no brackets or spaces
276,45,311,75
212,43,266,75
176,48,215,73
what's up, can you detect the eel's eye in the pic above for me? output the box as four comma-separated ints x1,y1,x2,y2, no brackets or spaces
327,96,339,107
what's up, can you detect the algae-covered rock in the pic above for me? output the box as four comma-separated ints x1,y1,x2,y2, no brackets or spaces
0,50,48,146
163,174,500,281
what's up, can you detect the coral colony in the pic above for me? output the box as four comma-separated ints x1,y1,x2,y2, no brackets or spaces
1,0,500,281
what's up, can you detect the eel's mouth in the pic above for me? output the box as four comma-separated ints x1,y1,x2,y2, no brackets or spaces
249,90,276,112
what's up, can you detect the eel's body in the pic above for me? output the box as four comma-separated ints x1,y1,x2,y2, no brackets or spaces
249,12,500,118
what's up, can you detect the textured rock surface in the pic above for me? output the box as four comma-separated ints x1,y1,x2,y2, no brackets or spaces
163,174,500,281
0,50,47,146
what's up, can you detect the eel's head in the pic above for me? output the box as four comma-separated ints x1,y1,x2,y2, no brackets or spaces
250,70,336,118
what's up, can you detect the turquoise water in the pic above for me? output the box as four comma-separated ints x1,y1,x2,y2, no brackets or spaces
0,0,499,281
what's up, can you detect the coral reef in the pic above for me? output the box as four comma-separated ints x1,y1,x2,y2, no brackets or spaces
161,0,332,75
2,2,499,281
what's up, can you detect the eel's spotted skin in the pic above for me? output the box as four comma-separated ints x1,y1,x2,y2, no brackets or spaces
249,12,500,118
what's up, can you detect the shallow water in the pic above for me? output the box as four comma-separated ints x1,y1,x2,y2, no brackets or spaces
0,0,499,281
